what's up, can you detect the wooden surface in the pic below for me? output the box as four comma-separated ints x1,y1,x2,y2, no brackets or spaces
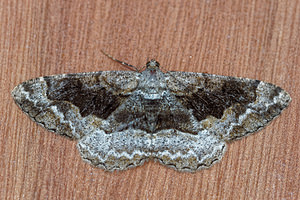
1,0,299,199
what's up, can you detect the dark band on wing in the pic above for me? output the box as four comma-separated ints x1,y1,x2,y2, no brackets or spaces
44,76,126,119
177,78,261,121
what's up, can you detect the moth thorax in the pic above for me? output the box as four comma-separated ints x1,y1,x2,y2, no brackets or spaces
143,99,161,112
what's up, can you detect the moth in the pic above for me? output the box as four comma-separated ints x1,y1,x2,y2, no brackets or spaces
12,59,291,172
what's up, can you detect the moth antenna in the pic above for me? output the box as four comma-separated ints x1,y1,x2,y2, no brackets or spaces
101,50,139,72
157,64,168,73
138,65,146,71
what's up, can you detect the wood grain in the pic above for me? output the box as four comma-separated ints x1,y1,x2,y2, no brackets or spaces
1,0,299,199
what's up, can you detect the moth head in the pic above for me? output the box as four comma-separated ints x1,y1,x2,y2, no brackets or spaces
146,59,160,70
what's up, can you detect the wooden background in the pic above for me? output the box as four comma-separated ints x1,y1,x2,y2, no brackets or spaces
1,0,299,199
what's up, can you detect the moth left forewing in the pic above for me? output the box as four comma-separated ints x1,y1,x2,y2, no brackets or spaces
12,71,139,139
166,71,291,141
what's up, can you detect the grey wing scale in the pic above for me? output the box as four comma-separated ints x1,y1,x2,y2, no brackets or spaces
78,129,152,171
151,130,226,171
166,71,291,141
